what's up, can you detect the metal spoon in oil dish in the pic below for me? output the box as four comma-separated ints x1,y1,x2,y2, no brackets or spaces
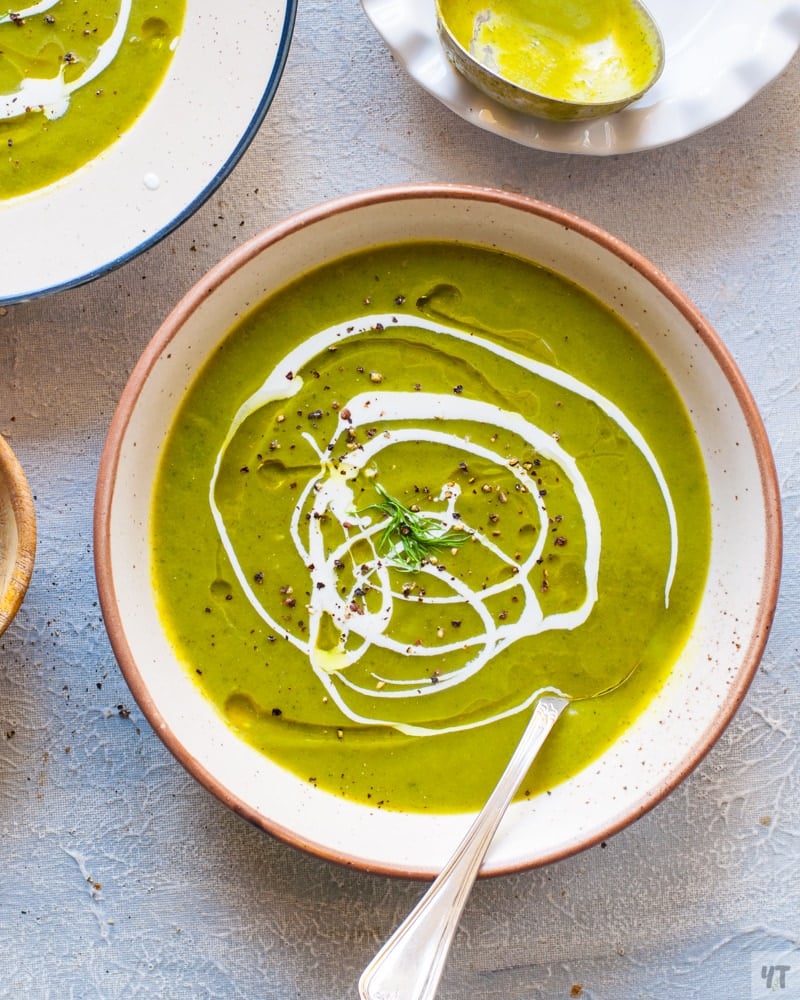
358,693,568,1000
435,0,665,121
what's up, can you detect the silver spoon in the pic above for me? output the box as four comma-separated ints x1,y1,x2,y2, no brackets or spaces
435,0,665,122
358,693,569,1000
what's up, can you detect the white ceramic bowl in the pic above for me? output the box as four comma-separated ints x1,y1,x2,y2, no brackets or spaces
94,185,781,877
0,0,295,305
0,434,36,636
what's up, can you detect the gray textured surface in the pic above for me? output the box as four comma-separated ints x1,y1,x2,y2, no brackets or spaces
1,3,798,997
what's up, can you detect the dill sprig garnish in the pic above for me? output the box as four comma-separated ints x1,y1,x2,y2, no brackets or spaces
361,483,469,573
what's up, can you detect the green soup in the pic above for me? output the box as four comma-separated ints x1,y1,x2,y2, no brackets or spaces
1,0,184,199
152,242,710,814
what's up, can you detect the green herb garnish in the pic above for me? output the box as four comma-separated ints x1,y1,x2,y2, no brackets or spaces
362,483,469,573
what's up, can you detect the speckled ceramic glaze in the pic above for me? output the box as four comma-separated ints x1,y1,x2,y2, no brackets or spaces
0,433,36,636
0,0,296,305
94,186,781,878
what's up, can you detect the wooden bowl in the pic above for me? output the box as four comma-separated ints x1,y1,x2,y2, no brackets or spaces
0,434,36,636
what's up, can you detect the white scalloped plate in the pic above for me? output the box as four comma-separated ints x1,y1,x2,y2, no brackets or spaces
362,0,800,155
0,0,296,305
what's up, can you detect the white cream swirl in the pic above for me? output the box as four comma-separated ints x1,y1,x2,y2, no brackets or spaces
209,314,678,736
1,0,133,121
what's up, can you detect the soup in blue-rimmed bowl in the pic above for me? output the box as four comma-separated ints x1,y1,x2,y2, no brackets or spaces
0,0,296,304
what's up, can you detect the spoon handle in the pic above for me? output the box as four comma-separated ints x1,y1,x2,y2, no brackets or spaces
358,694,568,1000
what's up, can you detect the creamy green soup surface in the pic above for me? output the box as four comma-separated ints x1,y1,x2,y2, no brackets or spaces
1,0,184,198
152,242,711,814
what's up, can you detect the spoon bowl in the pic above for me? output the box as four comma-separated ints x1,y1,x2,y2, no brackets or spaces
435,0,665,121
